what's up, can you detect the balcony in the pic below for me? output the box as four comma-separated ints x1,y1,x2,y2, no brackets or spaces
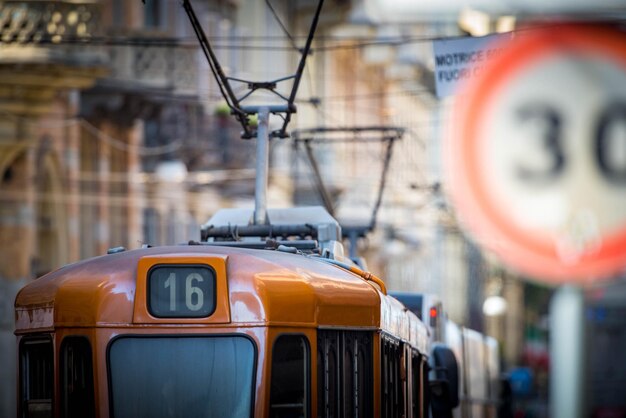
0,1,107,115
105,41,200,97
0,1,103,65
0,1,200,98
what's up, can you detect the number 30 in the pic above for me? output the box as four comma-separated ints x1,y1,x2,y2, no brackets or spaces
516,102,626,184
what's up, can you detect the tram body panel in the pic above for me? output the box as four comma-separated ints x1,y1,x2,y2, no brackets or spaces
445,321,465,418
16,246,382,331
391,292,502,418
463,328,488,418
16,252,139,328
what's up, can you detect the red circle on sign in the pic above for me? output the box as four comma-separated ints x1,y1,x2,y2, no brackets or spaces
446,23,626,283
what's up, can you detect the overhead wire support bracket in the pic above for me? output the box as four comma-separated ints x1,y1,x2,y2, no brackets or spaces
181,0,325,139
292,126,405,232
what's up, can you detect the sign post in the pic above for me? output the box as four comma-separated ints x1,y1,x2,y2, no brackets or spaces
550,285,585,418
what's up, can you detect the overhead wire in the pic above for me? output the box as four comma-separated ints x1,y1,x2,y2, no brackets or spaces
0,185,256,209
263,0,309,98
182,1,237,113
265,0,301,52
80,120,183,156
305,88,432,101
5,19,626,51
0,110,183,156
0,27,561,50
261,0,434,133
264,0,332,128
3,35,441,53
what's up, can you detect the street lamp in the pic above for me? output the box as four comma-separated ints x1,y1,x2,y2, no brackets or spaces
483,295,508,316
483,275,508,316
155,160,188,183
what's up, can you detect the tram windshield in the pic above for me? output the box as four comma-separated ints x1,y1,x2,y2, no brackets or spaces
109,336,255,418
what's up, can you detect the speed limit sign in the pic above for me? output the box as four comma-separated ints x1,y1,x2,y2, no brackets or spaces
446,24,626,283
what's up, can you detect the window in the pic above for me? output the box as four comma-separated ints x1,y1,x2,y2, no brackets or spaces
270,335,310,418
422,355,430,418
411,350,422,418
317,331,372,418
112,0,124,28
381,336,404,418
61,337,95,418
143,0,163,29
20,337,53,418
318,332,339,418
109,336,255,418
355,342,371,417
343,343,354,416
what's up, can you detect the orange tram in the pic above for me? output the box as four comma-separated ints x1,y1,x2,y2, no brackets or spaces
15,208,460,418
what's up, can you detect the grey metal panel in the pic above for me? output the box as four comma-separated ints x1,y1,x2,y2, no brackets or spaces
204,208,254,227
204,207,341,238
268,207,340,226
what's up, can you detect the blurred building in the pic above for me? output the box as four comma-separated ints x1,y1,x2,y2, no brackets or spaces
0,1,290,415
0,0,566,416
0,2,105,416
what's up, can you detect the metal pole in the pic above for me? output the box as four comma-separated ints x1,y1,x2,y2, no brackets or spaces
550,284,585,418
254,107,270,225
303,140,334,216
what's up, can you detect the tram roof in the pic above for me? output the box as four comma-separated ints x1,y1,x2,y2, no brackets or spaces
14,245,428,349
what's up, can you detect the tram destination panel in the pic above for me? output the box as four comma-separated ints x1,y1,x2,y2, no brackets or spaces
148,265,216,318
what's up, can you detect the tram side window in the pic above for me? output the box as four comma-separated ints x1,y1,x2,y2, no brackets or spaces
317,330,373,418
343,342,354,415
270,335,310,418
381,337,404,418
354,334,373,418
20,337,53,418
411,351,421,418
422,355,430,418
61,337,95,418
318,331,340,418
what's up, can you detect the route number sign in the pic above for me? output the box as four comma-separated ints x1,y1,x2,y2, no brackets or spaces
446,24,626,283
148,265,216,317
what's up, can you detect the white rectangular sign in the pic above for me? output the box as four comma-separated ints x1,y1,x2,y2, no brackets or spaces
433,34,508,98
